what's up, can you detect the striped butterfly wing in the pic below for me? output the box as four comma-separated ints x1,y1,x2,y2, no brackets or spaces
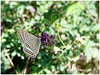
17,29,41,57
23,47,35,58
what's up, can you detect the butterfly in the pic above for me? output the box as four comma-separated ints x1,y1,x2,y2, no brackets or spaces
17,29,41,58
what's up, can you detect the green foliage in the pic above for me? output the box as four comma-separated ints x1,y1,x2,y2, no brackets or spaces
1,1,99,74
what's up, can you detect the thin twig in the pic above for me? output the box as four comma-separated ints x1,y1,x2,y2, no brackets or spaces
83,1,98,49
4,49,18,74
22,57,30,74
83,1,97,24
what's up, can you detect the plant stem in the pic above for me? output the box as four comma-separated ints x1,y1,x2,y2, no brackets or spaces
57,30,66,48
4,49,18,74
22,57,30,74
83,1,97,24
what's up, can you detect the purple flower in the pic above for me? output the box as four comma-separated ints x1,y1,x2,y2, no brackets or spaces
41,32,48,44
49,35,55,45
50,35,53,39
41,32,55,45
29,8,35,13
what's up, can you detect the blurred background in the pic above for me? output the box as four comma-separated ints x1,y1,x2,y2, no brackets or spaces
1,1,99,74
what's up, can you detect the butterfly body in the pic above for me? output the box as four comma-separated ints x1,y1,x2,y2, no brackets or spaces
17,29,41,58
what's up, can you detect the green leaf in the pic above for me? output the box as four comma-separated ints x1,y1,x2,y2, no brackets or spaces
44,69,52,74
91,48,99,59
26,5,33,10
66,2,85,16
17,5,25,15
54,46,61,52
84,40,98,63
85,47,92,63
11,51,17,57
60,65,65,71
91,24,99,32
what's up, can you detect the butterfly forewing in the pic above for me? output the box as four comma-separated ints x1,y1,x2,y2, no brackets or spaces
17,30,25,44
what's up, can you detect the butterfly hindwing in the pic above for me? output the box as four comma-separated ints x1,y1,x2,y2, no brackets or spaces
23,47,35,57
